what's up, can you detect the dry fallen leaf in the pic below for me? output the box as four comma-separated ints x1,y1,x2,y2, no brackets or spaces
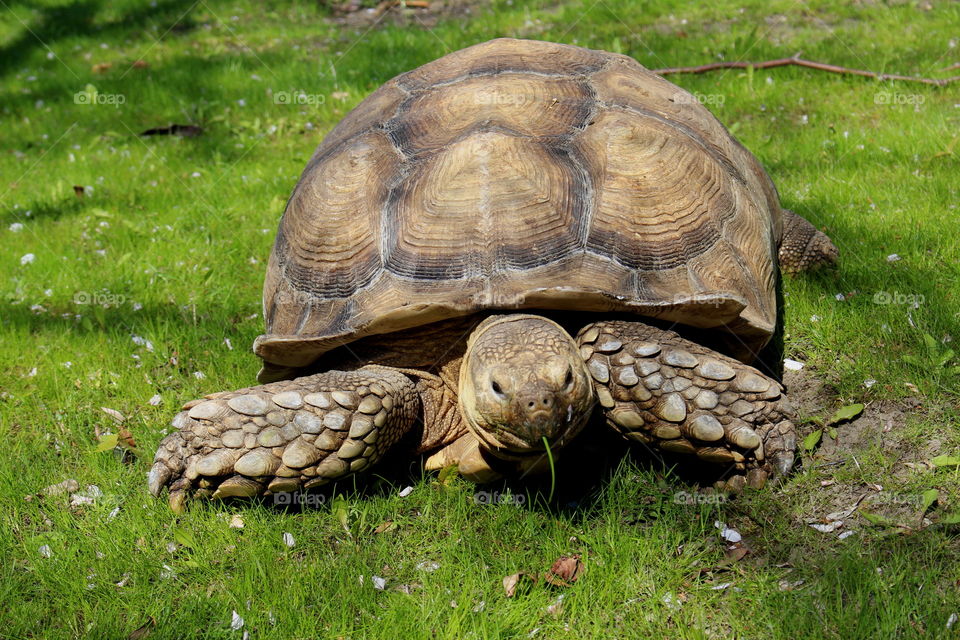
722,545,750,562
101,407,126,423
92,62,113,73
118,426,137,450
544,554,584,587
503,572,537,597
140,124,203,138
372,520,396,534
127,616,156,639
43,478,80,496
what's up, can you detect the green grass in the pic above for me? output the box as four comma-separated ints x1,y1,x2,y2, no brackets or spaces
2,0,960,637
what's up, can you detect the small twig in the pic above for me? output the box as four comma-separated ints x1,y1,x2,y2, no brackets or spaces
652,55,960,87
811,459,847,470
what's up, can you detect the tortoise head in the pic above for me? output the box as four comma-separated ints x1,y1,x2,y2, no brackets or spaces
458,314,595,459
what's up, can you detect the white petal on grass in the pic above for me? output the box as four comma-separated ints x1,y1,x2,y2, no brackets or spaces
115,572,131,587
282,532,295,547
224,337,233,350
416,561,440,572
372,575,387,590
193,371,206,380
661,592,682,610
148,394,162,406
810,521,843,533
131,335,154,352
710,582,734,590
20,253,35,265
947,613,958,630
9,222,24,232
38,544,52,558
783,359,805,371
71,494,95,507
230,515,245,529
398,486,414,497
779,579,805,591
230,610,244,630
160,564,176,579
714,520,742,543
838,531,856,540
864,379,877,388
886,254,901,262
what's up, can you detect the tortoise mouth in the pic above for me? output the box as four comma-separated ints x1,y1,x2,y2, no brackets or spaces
468,413,588,461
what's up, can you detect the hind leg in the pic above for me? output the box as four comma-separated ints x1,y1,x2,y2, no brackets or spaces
779,209,838,274
576,321,797,489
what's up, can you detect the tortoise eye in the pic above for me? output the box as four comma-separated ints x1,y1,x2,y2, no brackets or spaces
563,367,574,391
491,379,506,398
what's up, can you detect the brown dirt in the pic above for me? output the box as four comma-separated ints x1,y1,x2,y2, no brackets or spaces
783,367,951,528
328,0,492,30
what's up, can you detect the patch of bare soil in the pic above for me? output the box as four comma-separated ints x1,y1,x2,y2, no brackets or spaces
783,368,949,530
327,0,492,30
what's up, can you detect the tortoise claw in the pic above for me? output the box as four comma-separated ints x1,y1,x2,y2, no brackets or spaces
148,462,171,497
773,450,795,478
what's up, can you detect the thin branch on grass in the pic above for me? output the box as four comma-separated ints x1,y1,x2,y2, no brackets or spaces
652,54,960,86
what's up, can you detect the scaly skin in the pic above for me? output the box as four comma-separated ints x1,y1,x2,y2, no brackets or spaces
149,366,418,512
151,311,810,508
576,321,797,490
779,209,839,274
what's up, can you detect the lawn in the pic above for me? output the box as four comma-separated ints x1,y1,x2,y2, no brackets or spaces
1,0,959,638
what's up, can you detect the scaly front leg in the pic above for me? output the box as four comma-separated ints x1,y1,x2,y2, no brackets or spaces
576,321,796,489
149,366,419,511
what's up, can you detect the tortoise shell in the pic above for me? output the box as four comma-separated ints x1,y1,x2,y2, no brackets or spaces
255,38,782,374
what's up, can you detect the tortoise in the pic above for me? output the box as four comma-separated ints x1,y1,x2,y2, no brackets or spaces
149,38,838,511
